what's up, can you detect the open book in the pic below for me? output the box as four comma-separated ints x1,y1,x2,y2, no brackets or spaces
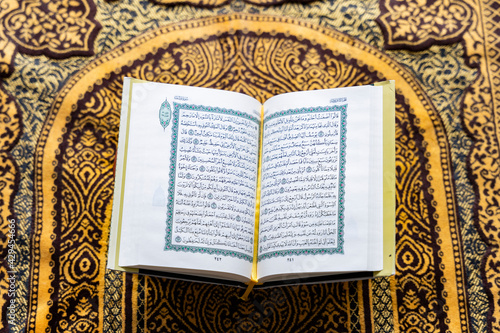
107,78,395,290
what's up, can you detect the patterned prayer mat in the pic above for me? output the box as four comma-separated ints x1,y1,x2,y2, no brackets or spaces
0,0,498,332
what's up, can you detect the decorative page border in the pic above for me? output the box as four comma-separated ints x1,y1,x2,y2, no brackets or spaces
164,102,260,262
259,104,347,261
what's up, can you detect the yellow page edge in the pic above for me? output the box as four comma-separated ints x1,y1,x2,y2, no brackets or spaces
373,80,396,277
111,78,147,273
240,105,265,300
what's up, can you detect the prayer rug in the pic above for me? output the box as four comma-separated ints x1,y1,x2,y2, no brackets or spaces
0,0,497,332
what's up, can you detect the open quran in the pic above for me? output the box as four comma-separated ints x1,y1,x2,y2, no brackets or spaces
107,78,395,291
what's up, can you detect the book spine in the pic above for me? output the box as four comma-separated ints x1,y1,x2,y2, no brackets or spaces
241,105,264,300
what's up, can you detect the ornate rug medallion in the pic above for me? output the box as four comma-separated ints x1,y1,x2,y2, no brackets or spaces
0,0,101,77
377,0,473,50
30,14,466,332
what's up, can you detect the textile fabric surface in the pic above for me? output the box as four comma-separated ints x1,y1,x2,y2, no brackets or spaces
0,0,497,332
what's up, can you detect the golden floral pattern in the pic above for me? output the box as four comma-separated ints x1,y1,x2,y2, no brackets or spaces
0,0,19,76
0,0,100,76
462,0,500,330
152,0,312,7
377,0,474,50
26,13,469,332
153,0,230,6
0,86,22,332
3,0,498,331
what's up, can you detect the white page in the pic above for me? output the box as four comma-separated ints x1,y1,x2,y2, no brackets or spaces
368,88,384,271
116,79,261,282
257,85,384,282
